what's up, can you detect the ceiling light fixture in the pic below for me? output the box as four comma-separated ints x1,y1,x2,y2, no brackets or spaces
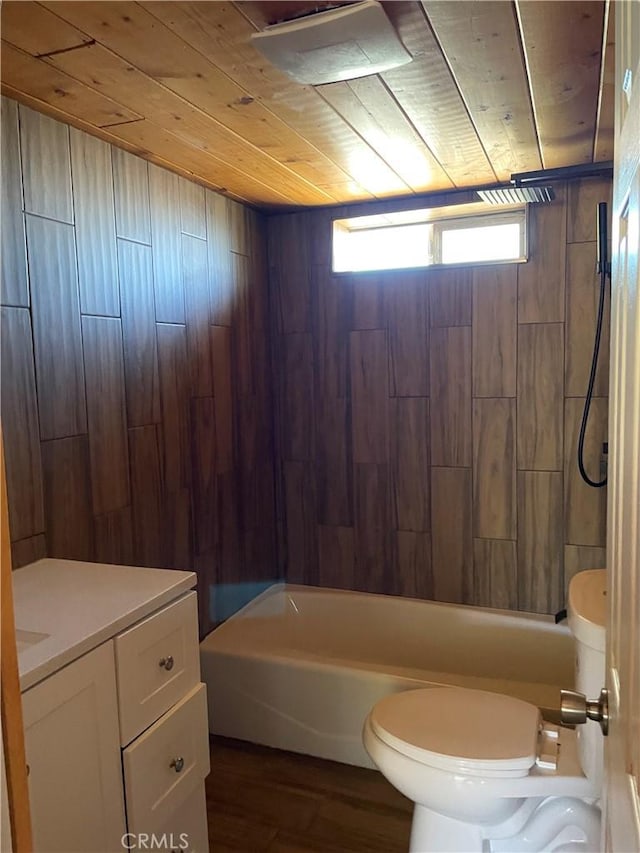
251,0,412,86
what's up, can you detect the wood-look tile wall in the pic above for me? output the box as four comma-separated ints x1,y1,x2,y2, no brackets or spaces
0,97,276,635
269,178,612,614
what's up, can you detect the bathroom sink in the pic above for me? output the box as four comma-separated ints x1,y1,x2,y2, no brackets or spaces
15,628,50,654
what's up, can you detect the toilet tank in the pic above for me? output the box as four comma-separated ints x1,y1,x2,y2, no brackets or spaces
567,569,607,789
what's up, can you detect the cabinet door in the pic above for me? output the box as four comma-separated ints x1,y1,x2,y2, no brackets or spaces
22,641,126,852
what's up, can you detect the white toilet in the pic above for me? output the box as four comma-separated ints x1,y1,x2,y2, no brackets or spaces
363,570,607,852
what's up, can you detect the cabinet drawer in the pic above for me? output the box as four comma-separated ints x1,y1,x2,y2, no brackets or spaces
115,591,199,746
123,683,210,836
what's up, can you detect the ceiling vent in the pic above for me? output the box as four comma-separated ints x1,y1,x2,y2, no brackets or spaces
250,0,412,86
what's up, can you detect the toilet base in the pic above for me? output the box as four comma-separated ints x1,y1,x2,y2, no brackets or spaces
409,798,601,853
410,805,484,853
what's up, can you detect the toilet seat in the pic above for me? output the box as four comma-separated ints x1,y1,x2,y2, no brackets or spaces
370,687,542,778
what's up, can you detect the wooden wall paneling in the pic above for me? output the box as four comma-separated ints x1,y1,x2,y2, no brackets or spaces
350,329,389,464
307,209,335,266
0,307,45,542
179,178,206,239
41,436,94,561
206,190,234,327
348,273,387,331
315,396,353,528
236,394,275,541
94,507,134,567
156,323,191,492
182,233,213,397
516,323,564,471
391,398,430,532
69,129,119,316
117,239,161,427
268,215,311,334
112,147,151,244
1,97,28,307
11,534,47,569
564,397,608,547
210,325,234,474
473,398,517,540
472,265,517,397
565,241,609,397
473,538,517,610
25,215,87,439
215,471,242,583
388,270,429,397
567,177,613,243
317,525,355,590
81,316,130,515
163,488,192,570
428,268,472,327
517,471,564,614
430,466,473,604
393,531,433,599
227,200,250,256
313,266,349,399
193,551,215,637
353,463,390,594
128,425,164,568
430,326,472,467
281,333,314,461
18,104,73,223
517,186,567,323
191,397,217,556
149,164,185,323
284,461,318,585
232,253,254,397
564,544,606,594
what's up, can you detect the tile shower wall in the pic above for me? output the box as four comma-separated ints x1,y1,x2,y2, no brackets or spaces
268,178,611,614
0,97,276,635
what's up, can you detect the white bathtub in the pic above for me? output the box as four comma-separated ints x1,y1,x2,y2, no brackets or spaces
200,584,574,768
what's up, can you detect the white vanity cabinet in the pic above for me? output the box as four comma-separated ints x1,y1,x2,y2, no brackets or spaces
22,642,126,852
17,571,209,853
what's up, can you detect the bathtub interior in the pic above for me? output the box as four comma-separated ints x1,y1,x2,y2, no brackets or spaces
206,583,574,689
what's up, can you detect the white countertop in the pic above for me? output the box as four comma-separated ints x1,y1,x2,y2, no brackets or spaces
13,559,197,691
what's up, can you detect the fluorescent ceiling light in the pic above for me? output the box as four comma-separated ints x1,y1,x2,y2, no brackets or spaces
251,0,412,86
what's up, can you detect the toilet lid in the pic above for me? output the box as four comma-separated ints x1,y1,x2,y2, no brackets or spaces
370,687,541,778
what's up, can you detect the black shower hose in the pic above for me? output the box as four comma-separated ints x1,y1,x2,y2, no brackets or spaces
578,263,609,488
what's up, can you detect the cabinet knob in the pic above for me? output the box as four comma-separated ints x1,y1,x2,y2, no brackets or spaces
170,756,185,773
159,655,174,671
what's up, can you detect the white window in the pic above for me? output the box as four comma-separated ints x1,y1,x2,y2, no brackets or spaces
332,205,527,273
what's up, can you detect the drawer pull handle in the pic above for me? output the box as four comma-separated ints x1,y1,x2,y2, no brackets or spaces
159,655,174,671
170,756,185,773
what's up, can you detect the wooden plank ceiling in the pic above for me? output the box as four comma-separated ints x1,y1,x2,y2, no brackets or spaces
0,0,613,210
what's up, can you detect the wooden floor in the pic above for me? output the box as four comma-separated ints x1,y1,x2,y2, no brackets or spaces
206,737,413,852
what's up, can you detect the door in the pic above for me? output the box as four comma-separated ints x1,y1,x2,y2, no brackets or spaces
605,3,640,850
22,641,126,853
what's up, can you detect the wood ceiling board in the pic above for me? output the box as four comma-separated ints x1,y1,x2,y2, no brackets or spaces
1,1,92,57
515,0,604,168
109,119,294,207
594,0,614,161
381,1,497,186
421,0,542,181
45,42,333,206
318,76,454,192
0,42,141,127
142,1,409,199
39,2,353,202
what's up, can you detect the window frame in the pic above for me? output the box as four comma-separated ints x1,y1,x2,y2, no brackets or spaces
331,206,529,274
